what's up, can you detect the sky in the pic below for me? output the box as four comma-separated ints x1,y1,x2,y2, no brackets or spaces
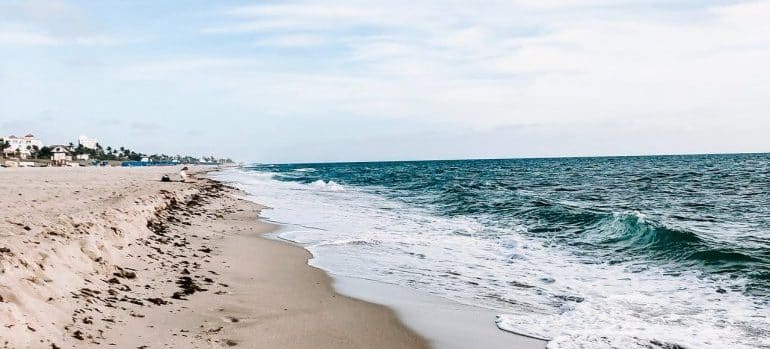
1,0,769,163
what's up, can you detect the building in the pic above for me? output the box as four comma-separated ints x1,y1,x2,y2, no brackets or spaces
76,153,90,161
2,148,15,158
50,145,73,166
78,135,99,149
1,134,44,159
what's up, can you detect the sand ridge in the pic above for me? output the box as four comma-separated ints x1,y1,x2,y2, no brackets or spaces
0,167,202,348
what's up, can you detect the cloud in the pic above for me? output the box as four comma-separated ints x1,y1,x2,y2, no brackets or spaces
0,30,57,45
0,28,124,46
252,34,326,47
0,0,124,46
197,0,770,128
4,0,770,161
116,58,250,78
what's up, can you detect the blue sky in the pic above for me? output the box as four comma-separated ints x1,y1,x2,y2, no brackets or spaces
1,0,769,163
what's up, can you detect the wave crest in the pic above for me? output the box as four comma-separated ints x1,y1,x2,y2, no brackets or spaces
309,180,345,192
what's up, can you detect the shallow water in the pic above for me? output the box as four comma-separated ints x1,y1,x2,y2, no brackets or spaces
214,154,770,349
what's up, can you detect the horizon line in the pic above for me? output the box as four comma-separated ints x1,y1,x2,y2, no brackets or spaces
246,151,770,166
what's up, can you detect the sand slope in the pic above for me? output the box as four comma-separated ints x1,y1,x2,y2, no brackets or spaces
0,167,198,348
0,167,428,349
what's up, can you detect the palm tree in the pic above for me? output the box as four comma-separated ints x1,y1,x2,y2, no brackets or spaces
38,146,52,159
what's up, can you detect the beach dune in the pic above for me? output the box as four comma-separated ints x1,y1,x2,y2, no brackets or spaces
0,167,428,349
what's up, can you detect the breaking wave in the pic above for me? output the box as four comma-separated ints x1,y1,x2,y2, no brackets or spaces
222,155,770,349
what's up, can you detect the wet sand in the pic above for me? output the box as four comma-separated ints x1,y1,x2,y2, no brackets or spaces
331,276,547,349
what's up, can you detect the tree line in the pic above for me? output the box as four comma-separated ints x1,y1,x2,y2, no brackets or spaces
1,140,233,164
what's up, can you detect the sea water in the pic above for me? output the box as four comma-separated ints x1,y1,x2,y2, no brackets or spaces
214,154,770,349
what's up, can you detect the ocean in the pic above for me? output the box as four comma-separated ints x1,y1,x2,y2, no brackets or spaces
215,154,770,349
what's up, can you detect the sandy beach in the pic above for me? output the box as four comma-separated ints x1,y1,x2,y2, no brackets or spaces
0,167,428,349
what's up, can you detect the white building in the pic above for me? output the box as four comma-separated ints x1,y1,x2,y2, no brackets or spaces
50,145,73,166
78,135,99,149
2,134,44,151
1,134,44,159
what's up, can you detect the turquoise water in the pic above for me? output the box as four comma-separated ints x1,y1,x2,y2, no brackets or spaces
220,153,770,349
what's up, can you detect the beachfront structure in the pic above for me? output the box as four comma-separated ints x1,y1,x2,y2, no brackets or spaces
2,148,15,158
1,134,44,159
50,145,73,166
76,153,90,161
78,135,99,149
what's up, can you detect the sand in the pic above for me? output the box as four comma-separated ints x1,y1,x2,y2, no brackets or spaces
0,167,428,349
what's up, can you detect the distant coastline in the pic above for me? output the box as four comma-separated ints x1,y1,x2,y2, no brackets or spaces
1,133,234,167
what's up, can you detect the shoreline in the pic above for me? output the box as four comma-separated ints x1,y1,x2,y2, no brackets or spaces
331,275,548,349
94,184,430,349
268,227,547,349
229,176,548,349
0,167,428,348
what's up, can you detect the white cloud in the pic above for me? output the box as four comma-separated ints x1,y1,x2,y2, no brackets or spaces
252,34,326,47
195,1,770,130
0,29,57,45
0,0,124,47
5,0,770,160
0,28,128,46
114,58,260,81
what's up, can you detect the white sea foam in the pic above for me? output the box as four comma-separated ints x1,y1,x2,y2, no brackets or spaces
308,180,345,191
214,169,770,349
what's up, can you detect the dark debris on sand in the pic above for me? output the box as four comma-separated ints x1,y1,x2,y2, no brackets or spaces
64,180,238,344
